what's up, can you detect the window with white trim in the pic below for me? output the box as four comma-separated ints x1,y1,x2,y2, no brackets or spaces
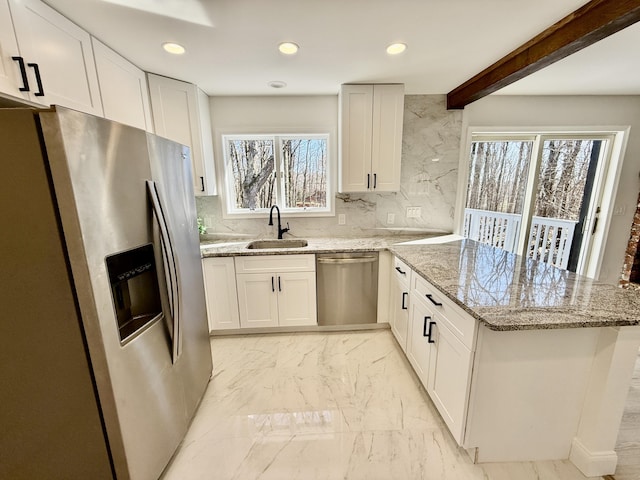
222,134,330,215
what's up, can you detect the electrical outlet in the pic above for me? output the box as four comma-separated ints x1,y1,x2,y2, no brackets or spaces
338,214,346,225
387,213,395,225
406,207,422,218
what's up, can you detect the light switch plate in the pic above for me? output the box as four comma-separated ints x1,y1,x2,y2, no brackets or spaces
387,213,395,224
338,214,346,225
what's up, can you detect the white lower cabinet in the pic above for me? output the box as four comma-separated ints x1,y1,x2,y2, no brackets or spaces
235,254,317,328
390,257,410,351
202,257,240,331
426,317,474,443
398,255,477,446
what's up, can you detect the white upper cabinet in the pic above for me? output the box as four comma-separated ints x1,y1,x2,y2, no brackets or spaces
339,84,404,192
147,73,217,196
6,0,103,115
92,38,152,131
0,0,23,99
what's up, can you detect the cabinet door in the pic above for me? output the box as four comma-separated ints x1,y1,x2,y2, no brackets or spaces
236,273,278,328
390,276,409,352
202,257,240,331
92,38,152,131
147,74,216,196
276,271,317,327
339,84,373,192
0,0,27,100
407,294,435,386
371,84,404,191
9,0,103,115
427,319,474,444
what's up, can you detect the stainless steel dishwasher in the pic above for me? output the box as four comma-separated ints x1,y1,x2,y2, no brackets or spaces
316,252,379,326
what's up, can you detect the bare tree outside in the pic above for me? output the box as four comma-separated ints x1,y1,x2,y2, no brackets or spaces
282,138,327,208
225,135,328,212
534,139,595,221
466,140,533,214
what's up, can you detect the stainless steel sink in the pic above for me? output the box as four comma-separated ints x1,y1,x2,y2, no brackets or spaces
246,239,308,249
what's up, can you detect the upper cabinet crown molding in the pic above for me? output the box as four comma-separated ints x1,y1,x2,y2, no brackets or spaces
147,73,217,196
339,83,404,193
92,37,153,132
5,0,103,115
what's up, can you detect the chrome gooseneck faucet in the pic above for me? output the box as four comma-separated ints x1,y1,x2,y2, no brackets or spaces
268,205,289,239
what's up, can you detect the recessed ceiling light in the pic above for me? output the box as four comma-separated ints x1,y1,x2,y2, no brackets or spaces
278,42,299,55
386,43,407,55
268,81,287,89
162,42,186,55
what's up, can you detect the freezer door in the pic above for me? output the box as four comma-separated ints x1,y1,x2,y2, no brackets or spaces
39,107,190,480
147,133,213,414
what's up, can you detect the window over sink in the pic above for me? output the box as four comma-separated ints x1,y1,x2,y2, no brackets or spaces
222,134,331,216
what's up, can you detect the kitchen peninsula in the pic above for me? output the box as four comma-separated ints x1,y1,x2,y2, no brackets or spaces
201,236,640,477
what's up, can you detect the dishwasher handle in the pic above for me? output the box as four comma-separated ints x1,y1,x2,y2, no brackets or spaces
317,256,378,264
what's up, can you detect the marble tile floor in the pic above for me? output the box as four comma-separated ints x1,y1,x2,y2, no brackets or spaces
161,330,601,480
613,351,640,480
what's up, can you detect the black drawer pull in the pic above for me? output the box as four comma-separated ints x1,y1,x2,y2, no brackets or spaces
12,56,30,91
27,63,44,96
425,294,442,306
373,173,377,189
278,276,281,292
401,292,408,310
395,266,406,275
271,276,275,292
367,173,370,189
200,176,205,192
423,316,435,344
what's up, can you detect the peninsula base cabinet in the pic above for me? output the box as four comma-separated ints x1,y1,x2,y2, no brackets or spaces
389,256,410,351
235,255,317,328
393,255,640,475
406,276,475,445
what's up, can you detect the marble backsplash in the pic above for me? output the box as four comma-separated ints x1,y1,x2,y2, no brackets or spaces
196,95,462,238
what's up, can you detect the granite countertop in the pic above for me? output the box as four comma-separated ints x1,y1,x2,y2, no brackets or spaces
199,235,430,257
389,239,640,331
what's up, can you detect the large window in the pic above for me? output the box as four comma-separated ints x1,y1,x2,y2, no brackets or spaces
223,134,330,215
462,133,613,275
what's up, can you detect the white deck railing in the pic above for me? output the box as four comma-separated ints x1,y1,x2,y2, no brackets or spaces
464,208,578,270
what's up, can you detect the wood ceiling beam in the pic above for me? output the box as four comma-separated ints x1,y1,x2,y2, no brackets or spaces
446,0,640,110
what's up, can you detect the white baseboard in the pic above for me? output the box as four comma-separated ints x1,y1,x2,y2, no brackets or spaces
569,437,618,477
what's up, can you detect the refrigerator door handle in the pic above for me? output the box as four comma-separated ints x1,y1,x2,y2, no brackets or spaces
146,180,182,363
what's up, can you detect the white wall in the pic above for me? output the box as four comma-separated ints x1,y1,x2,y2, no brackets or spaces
460,95,640,284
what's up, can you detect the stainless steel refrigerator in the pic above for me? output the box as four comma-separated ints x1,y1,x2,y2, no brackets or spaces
0,107,213,479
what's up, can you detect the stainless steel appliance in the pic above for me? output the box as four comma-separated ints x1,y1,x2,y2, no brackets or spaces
0,107,212,480
316,252,379,325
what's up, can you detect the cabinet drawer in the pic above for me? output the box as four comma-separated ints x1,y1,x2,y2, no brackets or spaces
393,256,411,287
411,274,476,350
235,254,315,273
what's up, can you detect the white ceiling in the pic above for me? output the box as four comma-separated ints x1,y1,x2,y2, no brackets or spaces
43,0,640,97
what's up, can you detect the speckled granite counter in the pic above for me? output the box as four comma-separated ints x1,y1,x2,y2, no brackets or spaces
389,239,640,331
200,235,428,257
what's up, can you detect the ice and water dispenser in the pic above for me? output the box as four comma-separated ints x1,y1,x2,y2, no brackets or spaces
106,244,163,343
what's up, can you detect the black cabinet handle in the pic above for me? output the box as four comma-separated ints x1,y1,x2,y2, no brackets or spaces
401,292,408,310
395,266,406,275
200,176,205,192
373,173,377,189
27,63,44,96
271,276,275,292
425,294,442,306
278,276,281,292
423,316,435,343
11,56,30,91
367,173,370,189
